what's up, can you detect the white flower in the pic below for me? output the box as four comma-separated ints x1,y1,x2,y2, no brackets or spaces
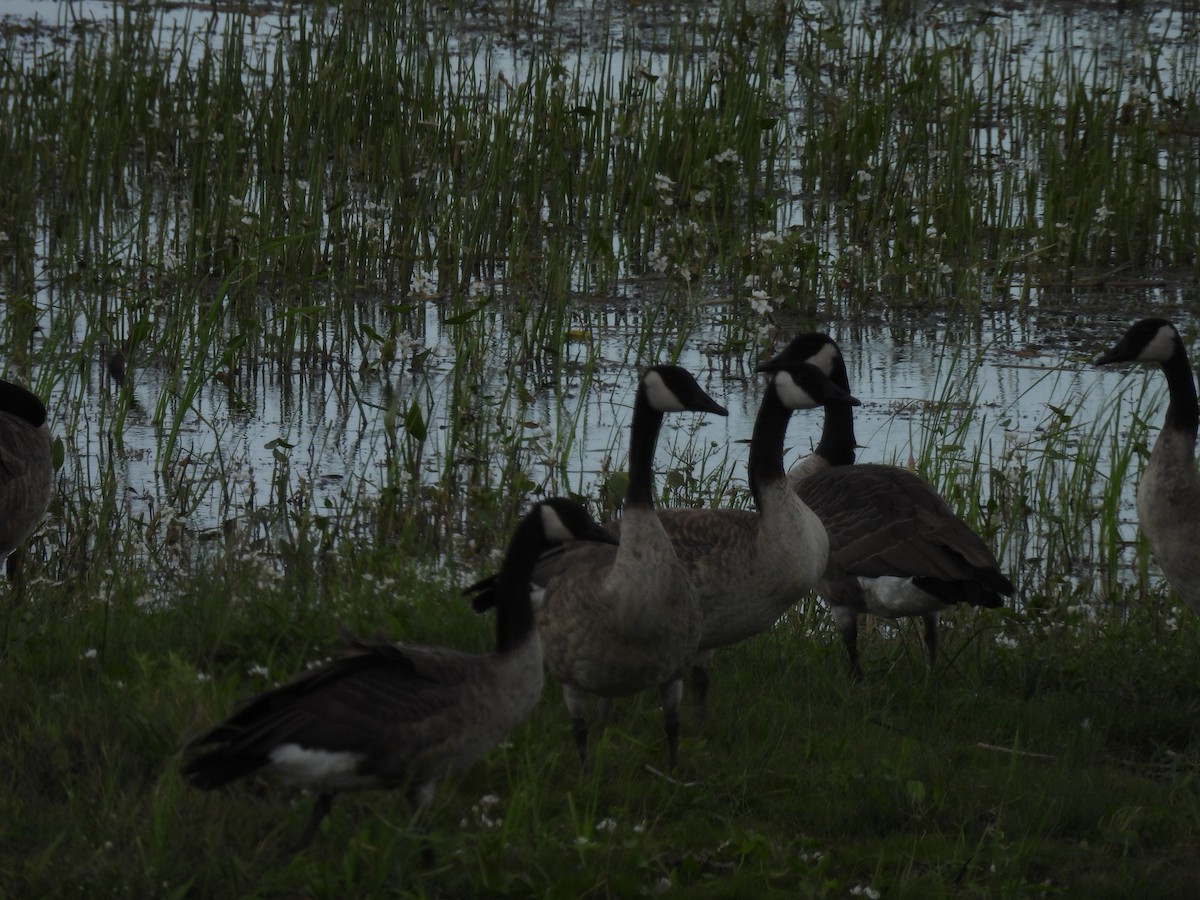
410,269,437,295
596,817,617,832
711,148,739,164
749,290,773,316
247,664,269,678
1094,205,1112,223
82,648,98,660
694,189,711,204
654,173,674,191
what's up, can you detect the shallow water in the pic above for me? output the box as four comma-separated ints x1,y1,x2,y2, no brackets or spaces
1,0,1197,596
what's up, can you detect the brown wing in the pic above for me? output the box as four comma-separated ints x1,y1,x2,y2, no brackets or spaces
798,464,1013,597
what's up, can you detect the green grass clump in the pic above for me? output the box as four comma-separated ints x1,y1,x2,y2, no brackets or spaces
5,538,1200,897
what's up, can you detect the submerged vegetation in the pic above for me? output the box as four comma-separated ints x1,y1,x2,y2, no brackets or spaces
2,0,1200,895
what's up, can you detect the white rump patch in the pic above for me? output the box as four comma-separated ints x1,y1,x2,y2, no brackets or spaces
857,575,944,618
641,369,686,411
805,342,841,376
773,370,820,410
269,744,367,789
529,584,547,610
1143,324,1179,363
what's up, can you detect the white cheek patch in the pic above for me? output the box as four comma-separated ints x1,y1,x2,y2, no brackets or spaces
641,370,686,411
539,505,573,543
773,371,820,409
1143,325,1179,363
805,342,840,377
269,744,365,787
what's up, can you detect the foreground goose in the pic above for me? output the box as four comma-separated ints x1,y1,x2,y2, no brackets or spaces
0,379,53,581
181,498,617,854
1095,318,1200,615
535,365,726,768
631,361,859,719
768,333,1013,678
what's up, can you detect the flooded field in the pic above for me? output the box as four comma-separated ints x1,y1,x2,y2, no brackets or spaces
3,0,1194,601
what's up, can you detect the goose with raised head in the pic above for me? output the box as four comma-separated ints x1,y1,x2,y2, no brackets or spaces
181,497,618,855
1095,318,1200,616
533,364,726,768
766,333,1013,678
628,361,860,720
0,379,53,582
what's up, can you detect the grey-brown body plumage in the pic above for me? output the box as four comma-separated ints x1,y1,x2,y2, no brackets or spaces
1096,318,1200,615
184,636,544,796
534,365,726,767
0,379,53,571
182,498,617,852
764,334,1012,676
627,363,860,716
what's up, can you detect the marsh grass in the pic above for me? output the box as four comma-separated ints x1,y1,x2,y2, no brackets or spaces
3,0,1200,895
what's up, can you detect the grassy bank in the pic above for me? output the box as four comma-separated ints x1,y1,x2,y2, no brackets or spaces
4,531,1200,897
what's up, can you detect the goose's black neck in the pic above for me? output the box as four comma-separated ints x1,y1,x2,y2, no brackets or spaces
815,360,856,467
749,382,790,506
624,388,664,509
1162,345,1200,439
491,515,545,654
0,380,47,428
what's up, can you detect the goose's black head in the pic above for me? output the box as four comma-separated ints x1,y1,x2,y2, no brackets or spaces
0,380,48,428
639,365,728,416
534,497,619,549
757,333,848,388
1094,318,1181,368
758,361,861,411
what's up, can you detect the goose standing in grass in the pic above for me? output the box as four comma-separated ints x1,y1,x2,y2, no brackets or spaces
0,379,53,583
181,497,618,855
534,365,727,768
767,333,1013,678
1095,318,1200,616
633,361,860,720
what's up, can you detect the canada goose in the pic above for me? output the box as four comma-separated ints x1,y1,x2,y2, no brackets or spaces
1094,318,1200,616
534,365,726,768
0,379,53,581
181,497,618,854
629,362,860,719
765,333,1013,678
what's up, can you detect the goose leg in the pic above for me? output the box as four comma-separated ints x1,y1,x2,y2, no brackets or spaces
690,649,715,726
922,613,939,667
562,684,591,765
834,606,863,681
288,791,335,854
658,678,684,769
594,697,613,728
407,781,437,869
